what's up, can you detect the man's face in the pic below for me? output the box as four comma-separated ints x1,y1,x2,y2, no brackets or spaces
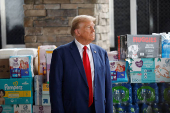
0,91,4,98
76,20,95,44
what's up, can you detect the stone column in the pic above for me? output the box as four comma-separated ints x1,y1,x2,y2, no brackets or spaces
24,0,110,51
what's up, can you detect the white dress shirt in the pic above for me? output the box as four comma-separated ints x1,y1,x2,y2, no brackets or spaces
75,39,95,93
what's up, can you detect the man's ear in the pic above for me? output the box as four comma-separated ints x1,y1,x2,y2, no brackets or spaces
74,29,80,36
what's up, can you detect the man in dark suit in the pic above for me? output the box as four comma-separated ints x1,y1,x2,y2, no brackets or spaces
49,15,113,113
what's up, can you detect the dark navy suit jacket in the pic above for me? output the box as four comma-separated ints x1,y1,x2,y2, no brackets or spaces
49,40,113,113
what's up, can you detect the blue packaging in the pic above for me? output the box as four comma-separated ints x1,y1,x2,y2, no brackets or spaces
109,61,129,83
9,55,34,78
141,103,148,113
159,83,170,103
0,78,33,105
126,104,135,113
114,103,125,113
133,83,159,104
112,83,132,104
152,103,162,113
161,34,170,58
161,103,170,113
134,103,139,113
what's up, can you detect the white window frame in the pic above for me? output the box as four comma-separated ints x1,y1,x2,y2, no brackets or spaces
130,0,137,35
0,0,25,48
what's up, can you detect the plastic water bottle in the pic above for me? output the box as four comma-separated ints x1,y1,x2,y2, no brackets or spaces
134,103,139,113
141,103,149,113
152,103,162,113
112,83,121,104
115,103,124,113
127,104,135,113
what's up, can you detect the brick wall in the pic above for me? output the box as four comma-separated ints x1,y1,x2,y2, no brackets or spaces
24,0,110,51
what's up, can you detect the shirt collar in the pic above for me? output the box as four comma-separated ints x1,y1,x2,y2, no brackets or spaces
75,39,90,51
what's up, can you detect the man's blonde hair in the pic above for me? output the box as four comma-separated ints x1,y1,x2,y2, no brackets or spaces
70,15,96,36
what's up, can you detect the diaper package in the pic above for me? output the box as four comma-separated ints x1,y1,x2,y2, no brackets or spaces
0,105,13,113
33,105,51,113
9,55,34,78
46,49,54,84
34,75,43,105
129,58,170,83
127,35,161,58
42,83,49,95
107,51,118,61
153,33,170,58
38,45,56,75
109,61,128,83
13,104,32,113
0,78,33,105
161,33,170,58
42,95,50,106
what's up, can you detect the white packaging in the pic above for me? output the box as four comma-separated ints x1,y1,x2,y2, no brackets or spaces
14,104,32,113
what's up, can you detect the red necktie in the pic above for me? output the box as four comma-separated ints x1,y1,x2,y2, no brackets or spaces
83,46,93,107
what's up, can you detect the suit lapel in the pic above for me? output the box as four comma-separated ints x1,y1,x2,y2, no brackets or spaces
90,44,98,79
69,41,88,86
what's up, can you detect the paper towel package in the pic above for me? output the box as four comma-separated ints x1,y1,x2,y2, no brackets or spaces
9,55,34,78
38,45,56,75
129,58,170,83
0,105,13,113
14,104,32,113
16,48,38,58
46,49,54,84
42,83,49,94
0,49,17,59
0,78,33,105
33,105,51,113
42,95,50,105
0,48,38,59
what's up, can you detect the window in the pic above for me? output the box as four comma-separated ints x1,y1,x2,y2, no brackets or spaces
0,0,25,49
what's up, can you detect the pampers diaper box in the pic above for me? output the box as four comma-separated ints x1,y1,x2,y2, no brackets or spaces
9,55,34,78
13,104,32,113
129,58,170,83
0,78,33,105
0,105,13,113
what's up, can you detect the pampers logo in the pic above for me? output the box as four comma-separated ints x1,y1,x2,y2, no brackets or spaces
13,81,18,86
4,81,23,90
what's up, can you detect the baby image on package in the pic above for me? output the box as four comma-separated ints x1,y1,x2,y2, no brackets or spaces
0,78,33,105
0,89,5,105
9,55,33,78
129,58,170,83
109,61,128,83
